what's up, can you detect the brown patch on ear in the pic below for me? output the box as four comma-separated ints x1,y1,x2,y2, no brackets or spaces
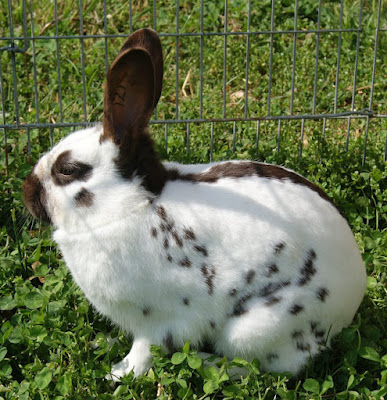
119,28,164,108
102,28,163,143
103,50,155,143
23,172,52,224
102,29,168,195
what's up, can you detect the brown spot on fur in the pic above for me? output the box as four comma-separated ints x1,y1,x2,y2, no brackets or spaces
194,245,208,257
317,287,329,302
292,330,304,339
210,321,216,329
151,227,158,237
163,332,174,354
245,269,256,284
289,304,304,315
266,353,279,362
172,231,183,248
296,342,311,352
266,263,279,277
179,257,191,268
259,280,290,297
74,188,94,207
142,307,150,316
156,205,167,220
183,297,189,306
167,162,342,216
51,150,93,186
264,296,281,306
274,242,285,254
314,329,325,338
297,250,318,285
23,172,52,224
229,288,237,296
163,238,169,249
232,293,253,316
167,254,173,262
183,228,196,240
201,264,216,295
165,222,174,231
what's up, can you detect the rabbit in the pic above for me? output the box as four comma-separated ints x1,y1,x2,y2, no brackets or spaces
23,28,367,381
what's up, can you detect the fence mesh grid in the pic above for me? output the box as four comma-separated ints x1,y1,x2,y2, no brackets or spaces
1,0,386,171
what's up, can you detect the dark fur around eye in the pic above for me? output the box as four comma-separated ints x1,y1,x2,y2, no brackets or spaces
51,150,93,186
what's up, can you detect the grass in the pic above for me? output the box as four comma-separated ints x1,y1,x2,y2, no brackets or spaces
1,0,386,399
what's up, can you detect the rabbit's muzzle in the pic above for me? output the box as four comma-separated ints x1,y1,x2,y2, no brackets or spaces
23,172,52,224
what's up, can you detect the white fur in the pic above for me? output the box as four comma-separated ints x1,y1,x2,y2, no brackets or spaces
32,125,366,380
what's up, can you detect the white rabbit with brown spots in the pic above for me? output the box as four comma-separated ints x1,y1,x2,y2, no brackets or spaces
23,28,367,381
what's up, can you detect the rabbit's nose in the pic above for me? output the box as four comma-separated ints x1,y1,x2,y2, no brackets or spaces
23,172,52,224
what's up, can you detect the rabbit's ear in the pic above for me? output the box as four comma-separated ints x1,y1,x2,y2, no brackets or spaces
102,28,163,144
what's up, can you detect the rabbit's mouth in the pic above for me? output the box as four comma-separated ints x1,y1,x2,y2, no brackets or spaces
23,172,52,225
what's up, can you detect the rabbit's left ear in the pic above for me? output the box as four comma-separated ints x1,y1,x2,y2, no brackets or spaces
102,28,163,144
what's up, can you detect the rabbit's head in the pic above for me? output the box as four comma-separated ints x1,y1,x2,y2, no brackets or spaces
23,28,167,231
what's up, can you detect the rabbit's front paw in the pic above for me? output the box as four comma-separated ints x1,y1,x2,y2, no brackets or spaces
106,338,152,381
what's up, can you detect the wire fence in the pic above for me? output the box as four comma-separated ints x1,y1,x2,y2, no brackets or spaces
1,0,386,173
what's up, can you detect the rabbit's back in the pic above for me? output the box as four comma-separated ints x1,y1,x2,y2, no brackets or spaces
150,161,366,372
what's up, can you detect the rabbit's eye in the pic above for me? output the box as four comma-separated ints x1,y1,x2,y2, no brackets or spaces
51,151,92,186
59,164,77,176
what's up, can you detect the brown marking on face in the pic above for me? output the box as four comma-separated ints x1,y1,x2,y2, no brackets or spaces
266,263,279,277
167,162,343,216
289,304,304,315
193,245,208,257
179,257,191,268
183,228,196,240
316,287,329,302
245,269,256,285
51,150,93,186
23,172,52,224
74,188,95,207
